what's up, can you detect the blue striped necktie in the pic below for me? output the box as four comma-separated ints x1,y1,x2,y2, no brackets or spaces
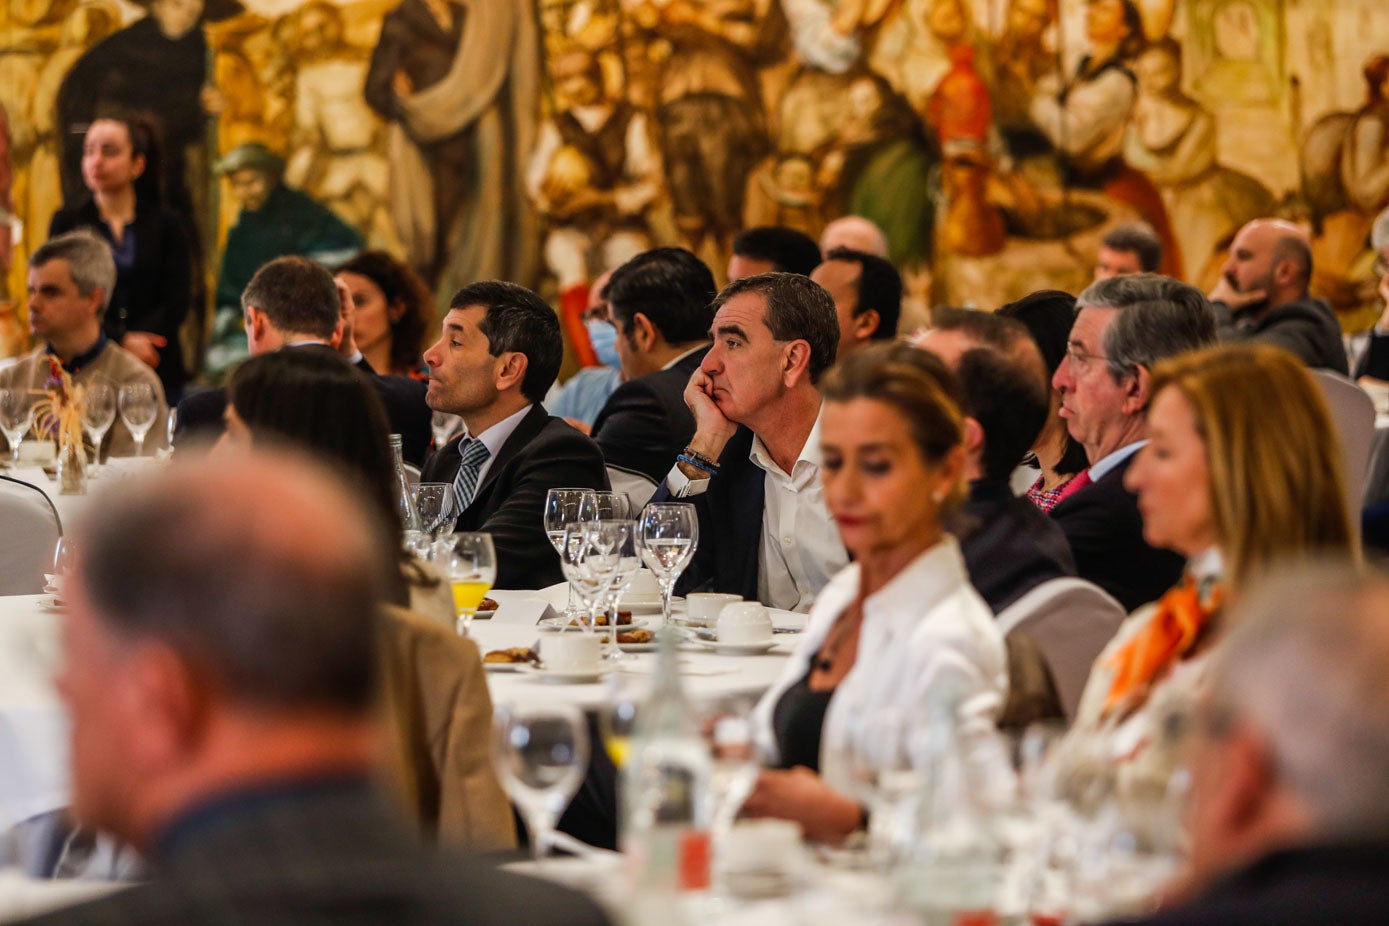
452,438,492,515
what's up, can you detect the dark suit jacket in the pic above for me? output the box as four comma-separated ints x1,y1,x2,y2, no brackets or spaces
421,404,609,589
174,347,432,465
654,426,766,601
1216,296,1349,374
1355,331,1389,380
51,200,192,397
591,347,708,484
1049,453,1184,612
1103,843,1389,926
954,478,1076,613
12,779,610,926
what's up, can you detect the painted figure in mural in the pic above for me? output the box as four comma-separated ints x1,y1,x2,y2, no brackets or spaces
635,0,783,260
1124,38,1274,284
365,0,541,294
527,46,659,367
1344,55,1389,218
1029,0,1182,277
284,1,398,253
205,143,364,379
49,114,194,400
743,153,824,238
989,0,1058,161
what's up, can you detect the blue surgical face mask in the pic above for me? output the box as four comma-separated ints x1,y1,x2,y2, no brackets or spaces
585,318,621,368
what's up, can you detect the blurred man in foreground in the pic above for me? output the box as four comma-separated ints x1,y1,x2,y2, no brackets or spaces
13,454,607,926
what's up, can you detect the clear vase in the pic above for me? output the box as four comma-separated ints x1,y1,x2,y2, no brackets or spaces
57,436,88,495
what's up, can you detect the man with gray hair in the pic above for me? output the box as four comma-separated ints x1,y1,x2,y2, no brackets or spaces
1101,564,1389,926
1050,273,1216,610
8,452,607,926
0,230,166,459
1208,217,1348,373
1352,206,1389,380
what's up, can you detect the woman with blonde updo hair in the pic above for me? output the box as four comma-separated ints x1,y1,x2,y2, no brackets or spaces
744,342,1008,842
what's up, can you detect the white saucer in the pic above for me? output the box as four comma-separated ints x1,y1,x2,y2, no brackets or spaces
517,664,615,684
483,661,529,673
538,616,650,633
472,608,497,621
620,595,683,615
696,639,778,656
38,597,66,613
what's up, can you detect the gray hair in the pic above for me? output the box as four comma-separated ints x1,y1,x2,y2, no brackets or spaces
1372,207,1389,251
30,230,116,312
1076,274,1217,382
711,272,839,383
1209,564,1389,839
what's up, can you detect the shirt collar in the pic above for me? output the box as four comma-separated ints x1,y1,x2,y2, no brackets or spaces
1088,439,1146,482
814,535,971,633
46,333,107,375
464,402,533,460
660,343,709,371
749,403,824,487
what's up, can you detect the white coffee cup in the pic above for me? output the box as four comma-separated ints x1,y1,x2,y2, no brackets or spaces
540,632,601,672
717,602,773,645
686,592,742,626
623,568,661,600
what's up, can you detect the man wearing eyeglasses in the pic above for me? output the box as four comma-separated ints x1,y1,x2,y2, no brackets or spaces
1049,274,1215,611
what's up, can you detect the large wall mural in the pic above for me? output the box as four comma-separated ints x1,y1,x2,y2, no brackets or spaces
1,0,1386,374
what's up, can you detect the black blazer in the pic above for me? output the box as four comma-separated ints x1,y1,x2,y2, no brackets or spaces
954,478,1076,613
1049,453,1184,612
173,348,432,465
12,780,611,926
591,346,708,484
51,200,192,397
653,426,765,601
421,404,609,589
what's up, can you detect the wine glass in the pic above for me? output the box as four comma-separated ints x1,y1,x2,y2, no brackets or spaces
117,383,159,458
492,703,589,863
164,404,179,454
559,520,628,635
0,387,35,464
412,482,457,551
543,488,598,618
840,707,920,865
596,522,641,661
444,532,496,637
700,696,760,831
431,410,462,451
635,502,698,626
82,382,117,472
591,490,631,520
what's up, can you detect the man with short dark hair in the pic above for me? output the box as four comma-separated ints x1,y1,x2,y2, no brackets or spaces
9,453,608,926
727,225,823,281
1209,217,1348,372
811,247,902,359
1050,274,1215,610
1094,221,1163,280
421,280,608,589
1099,565,1389,926
176,255,432,463
0,230,167,459
657,272,846,610
590,248,716,492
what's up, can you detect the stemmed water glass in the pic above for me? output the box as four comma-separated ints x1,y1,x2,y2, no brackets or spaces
82,382,117,472
117,383,159,458
444,532,496,637
591,490,631,520
412,482,456,555
701,695,760,832
543,488,598,618
635,502,698,627
431,410,462,451
840,707,921,865
0,387,34,464
559,520,628,636
596,522,641,661
492,703,589,864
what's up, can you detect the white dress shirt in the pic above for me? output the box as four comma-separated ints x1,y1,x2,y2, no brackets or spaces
664,408,846,612
461,403,533,489
751,537,1008,795
1087,439,1146,483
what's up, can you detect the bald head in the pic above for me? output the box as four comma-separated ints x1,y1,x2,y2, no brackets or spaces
1222,218,1313,313
820,215,890,259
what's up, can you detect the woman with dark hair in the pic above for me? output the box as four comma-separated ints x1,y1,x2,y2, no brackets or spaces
50,112,192,401
335,250,435,377
998,289,1090,510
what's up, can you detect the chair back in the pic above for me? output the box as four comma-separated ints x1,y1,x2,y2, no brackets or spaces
0,479,60,595
402,462,422,488
1311,369,1375,533
606,466,657,510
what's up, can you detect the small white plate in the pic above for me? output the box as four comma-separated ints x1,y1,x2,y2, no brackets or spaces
696,639,778,656
517,664,615,684
537,616,650,633
621,596,683,615
483,661,530,673
472,608,497,621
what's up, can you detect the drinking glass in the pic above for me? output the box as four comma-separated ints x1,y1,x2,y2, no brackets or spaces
559,520,627,634
543,488,598,618
52,537,75,577
117,383,159,457
492,703,589,863
635,502,698,626
591,490,631,520
412,482,457,549
445,532,496,636
599,675,641,771
596,522,641,661
701,696,760,831
82,382,117,471
431,410,462,451
840,708,920,865
0,387,34,463
164,405,179,453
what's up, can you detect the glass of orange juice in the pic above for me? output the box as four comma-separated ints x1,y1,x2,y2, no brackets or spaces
445,532,496,636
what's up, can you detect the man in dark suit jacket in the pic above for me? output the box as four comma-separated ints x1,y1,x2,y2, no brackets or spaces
174,256,432,463
420,281,607,590
12,453,607,926
1049,275,1215,611
590,248,716,488
1099,567,1389,926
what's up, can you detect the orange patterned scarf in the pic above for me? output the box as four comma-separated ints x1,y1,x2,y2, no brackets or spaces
1102,575,1224,717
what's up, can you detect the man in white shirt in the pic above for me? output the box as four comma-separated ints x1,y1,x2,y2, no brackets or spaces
1050,273,1216,610
656,272,846,612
